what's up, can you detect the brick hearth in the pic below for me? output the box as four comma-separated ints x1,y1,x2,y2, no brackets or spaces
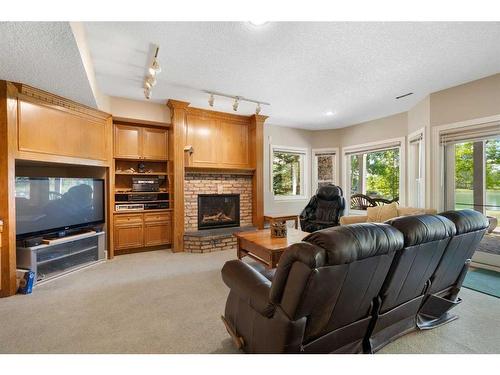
184,172,253,252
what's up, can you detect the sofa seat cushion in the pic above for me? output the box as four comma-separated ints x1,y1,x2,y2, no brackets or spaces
366,202,398,222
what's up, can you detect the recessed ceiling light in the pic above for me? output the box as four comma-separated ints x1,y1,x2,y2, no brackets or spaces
325,111,335,116
248,21,268,26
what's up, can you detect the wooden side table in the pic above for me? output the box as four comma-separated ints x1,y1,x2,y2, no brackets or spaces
264,214,300,230
234,228,308,269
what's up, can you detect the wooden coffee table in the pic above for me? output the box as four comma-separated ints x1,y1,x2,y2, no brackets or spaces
234,228,309,269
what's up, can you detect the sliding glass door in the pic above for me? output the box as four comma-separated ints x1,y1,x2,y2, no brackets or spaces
445,137,500,268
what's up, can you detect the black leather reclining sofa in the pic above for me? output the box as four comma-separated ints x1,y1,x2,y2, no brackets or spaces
221,209,489,353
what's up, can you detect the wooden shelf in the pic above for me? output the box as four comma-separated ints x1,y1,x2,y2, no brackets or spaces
114,190,168,194
115,172,169,176
114,157,169,162
113,208,172,214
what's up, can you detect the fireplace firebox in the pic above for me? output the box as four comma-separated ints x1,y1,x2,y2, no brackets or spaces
198,194,240,230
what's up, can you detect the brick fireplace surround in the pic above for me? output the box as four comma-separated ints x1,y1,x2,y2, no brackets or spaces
184,172,254,252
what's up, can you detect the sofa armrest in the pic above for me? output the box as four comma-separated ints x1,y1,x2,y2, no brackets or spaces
340,215,368,225
221,260,274,317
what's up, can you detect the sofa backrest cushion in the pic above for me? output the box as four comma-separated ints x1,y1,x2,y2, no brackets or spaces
303,223,404,265
380,214,455,312
439,209,489,235
428,209,489,294
385,214,456,247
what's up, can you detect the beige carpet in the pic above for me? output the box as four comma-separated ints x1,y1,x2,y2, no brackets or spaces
0,249,499,354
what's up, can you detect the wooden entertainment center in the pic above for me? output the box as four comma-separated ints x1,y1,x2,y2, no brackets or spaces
0,80,267,297
111,117,174,255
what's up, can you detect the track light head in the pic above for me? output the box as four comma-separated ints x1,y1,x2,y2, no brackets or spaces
150,57,161,74
145,75,157,87
208,93,214,107
233,97,239,111
255,103,261,115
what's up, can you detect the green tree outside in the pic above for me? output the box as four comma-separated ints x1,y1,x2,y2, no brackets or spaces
273,151,302,196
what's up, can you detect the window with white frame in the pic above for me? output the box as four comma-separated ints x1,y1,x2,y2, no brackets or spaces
271,146,307,200
312,149,338,192
408,130,425,208
344,139,405,211
441,122,500,232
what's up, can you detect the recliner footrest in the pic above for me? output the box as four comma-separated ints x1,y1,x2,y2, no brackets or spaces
416,294,461,330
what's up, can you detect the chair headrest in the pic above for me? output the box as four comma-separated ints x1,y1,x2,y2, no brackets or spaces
439,209,489,235
303,223,403,265
316,185,343,200
385,214,456,246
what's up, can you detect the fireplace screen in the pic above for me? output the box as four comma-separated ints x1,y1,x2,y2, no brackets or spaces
198,194,240,230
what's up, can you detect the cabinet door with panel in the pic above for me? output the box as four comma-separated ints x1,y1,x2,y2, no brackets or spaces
114,224,144,250
144,223,171,246
142,127,168,160
185,114,219,167
144,212,171,246
218,121,249,167
114,125,142,159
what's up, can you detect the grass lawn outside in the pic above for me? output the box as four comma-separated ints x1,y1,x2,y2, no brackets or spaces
455,189,500,232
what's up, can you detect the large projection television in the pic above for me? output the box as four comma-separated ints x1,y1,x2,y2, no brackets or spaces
15,177,105,239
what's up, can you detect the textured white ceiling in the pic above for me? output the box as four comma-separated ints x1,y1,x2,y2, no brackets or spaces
0,22,97,108
84,22,500,129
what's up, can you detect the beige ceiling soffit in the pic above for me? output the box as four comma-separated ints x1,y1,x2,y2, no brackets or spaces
70,21,110,113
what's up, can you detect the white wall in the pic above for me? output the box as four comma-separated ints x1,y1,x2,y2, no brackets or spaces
109,96,171,123
264,124,314,215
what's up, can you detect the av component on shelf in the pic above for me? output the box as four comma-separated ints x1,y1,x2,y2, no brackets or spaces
115,203,145,211
115,193,169,202
144,202,169,210
132,177,160,192
19,236,44,248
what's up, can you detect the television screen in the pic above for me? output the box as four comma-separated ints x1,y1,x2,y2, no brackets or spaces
15,177,105,239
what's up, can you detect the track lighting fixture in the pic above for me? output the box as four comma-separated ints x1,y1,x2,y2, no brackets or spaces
204,91,270,114
143,45,161,100
145,75,157,87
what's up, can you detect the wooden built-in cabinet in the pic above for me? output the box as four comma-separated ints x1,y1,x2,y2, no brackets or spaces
111,117,173,255
0,220,3,290
185,111,250,169
114,124,168,161
114,212,171,252
185,115,219,167
114,125,142,159
144,212,172,246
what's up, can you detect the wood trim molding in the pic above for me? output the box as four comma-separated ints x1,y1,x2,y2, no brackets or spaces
113,116,171,128
167,99,190,110
0,81,19,297
16,83,110,121
167,99,189,252
249,114,267,229
186,106,252,124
